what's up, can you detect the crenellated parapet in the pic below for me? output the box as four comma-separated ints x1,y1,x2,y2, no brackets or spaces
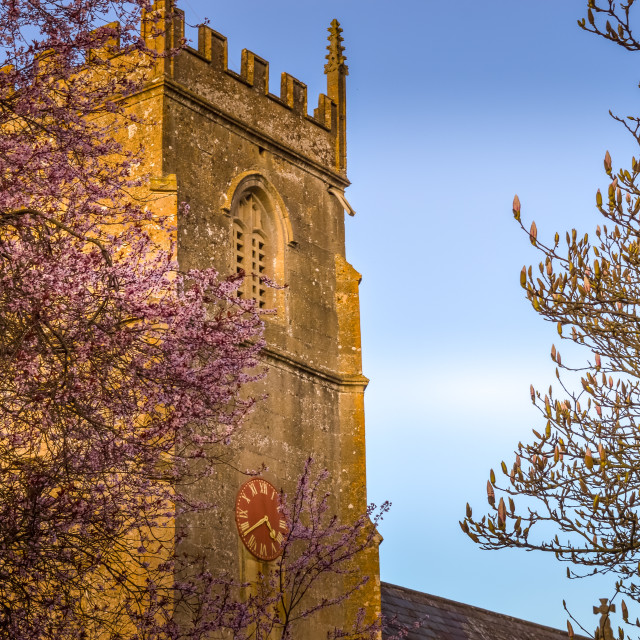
135,0,347,177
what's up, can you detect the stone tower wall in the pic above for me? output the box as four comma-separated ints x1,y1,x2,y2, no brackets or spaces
122,2,381,636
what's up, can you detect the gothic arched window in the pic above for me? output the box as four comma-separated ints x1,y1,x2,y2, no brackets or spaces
225,172,293,320
233,192,275,309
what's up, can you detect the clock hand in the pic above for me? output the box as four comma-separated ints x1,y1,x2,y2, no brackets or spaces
264,517,277,540
243,515,268,536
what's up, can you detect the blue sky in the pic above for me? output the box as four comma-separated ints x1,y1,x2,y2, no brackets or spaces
185,0,640,632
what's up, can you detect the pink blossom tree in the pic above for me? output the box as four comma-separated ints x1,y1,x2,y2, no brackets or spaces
244,459,389,640
0,0,265,636
0,2,392,638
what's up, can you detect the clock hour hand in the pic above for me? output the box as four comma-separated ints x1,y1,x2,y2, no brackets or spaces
265,517,277,540
243,515,268,536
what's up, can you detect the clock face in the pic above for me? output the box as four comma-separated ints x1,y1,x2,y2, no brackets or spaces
235,478,287,561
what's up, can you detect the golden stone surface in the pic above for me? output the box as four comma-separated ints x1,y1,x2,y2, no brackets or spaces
119,3,381,636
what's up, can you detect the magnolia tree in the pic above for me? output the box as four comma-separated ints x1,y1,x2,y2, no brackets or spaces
0,1,391,638
460,2,640,639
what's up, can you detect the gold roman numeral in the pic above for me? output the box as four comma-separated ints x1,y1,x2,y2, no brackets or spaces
238,508,248,519
247,535,257,551
279,519,287,531
249,482,258,497
276,531,284,544
258,480,268,495
260,543,267,556
239,520,249,533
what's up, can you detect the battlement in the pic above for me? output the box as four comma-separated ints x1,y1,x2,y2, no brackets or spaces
190,25,331,124
137,1,348,175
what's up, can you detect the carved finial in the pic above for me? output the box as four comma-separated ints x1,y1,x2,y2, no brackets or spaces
593,598,615,640
324,19,348,75
324,19,348,173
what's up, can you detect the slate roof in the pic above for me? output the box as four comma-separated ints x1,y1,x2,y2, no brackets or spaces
381,582,586,640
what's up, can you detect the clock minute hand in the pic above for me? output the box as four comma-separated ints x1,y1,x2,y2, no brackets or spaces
244,515,268,536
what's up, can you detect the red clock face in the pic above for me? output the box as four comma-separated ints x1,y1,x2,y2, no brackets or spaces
235,478,287,561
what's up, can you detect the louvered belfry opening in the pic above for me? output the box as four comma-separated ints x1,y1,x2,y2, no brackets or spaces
233,192,271,308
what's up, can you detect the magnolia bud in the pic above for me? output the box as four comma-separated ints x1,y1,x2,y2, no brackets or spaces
512,194,521,219
530,221,537,245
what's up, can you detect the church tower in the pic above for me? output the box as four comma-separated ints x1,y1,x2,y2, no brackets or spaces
126,2,381,635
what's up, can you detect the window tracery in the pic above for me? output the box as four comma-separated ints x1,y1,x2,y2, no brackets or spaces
226,173,292,320
233,192,273,309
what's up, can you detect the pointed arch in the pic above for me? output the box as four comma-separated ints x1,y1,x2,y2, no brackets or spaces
222,172,291,317
221,171,294,246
